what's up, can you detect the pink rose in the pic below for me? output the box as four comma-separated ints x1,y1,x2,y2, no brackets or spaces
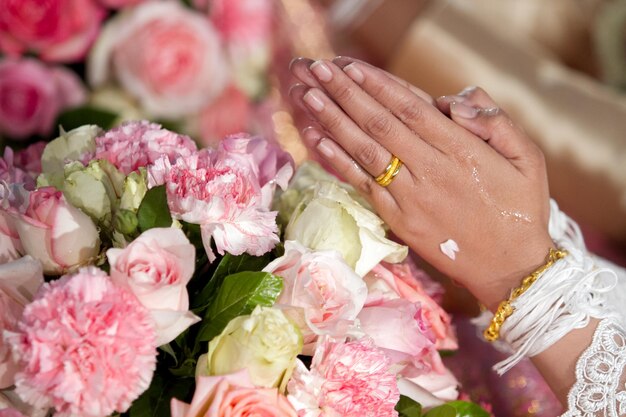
88,1,228,118
148,149,279,262
0,58,86,139
0,256,43,389
196,85,252,148
107,228,200,346
219,133,294,208
397,369,459,410
365,262,457,350
357,298,445,377
95,120,197,175
5,267,157,417
0,0,105,62
171,370,297,417
98,0,143,9
0,183,29,264
11,187,100,274
206,0,273,45
288,338,399,417
263,241,367,353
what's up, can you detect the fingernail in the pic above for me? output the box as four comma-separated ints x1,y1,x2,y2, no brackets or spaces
458,86,477,97
316,138,335,158
344,63,365,84
438,94,467,103
302,126,322,144
479,107,500,116
303,89,325,112
450,101,478,119
310,61,333,82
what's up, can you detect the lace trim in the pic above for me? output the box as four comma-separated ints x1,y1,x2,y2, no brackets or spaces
561,318,626,417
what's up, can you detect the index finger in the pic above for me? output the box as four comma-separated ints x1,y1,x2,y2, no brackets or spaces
335,60,481,155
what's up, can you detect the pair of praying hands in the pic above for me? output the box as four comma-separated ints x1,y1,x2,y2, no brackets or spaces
288,57,555,312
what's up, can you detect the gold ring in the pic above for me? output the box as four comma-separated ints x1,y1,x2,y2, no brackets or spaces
375,155,403,187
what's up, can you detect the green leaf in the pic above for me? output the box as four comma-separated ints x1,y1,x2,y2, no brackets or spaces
128,374,194,417
137,185,172,232
424,404,456,417
190,252,274,312
395,395,422,417
196,271,283,342
56,106,118,132
445,401,491,417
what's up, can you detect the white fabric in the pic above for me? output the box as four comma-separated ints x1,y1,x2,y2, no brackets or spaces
474,199,626,416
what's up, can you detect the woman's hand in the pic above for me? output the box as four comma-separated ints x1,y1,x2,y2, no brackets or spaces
289,57,555,311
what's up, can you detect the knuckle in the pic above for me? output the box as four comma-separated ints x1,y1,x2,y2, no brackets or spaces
356,175,375,195
355,142,380,167
364,113,393,138
323,111,343,131
333,84,355,102
397,101,423,123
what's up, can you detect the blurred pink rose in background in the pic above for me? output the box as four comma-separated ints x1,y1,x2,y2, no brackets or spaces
365,261,458,350
0,58,86,139
171,370,297,417
0,256,43,389
207,0,274,45
4,267,157,417
88,1,228,118
0,409,27,417
288,337,399,417
263,241,367,354
97,0,144,9
196,85,252,147
0,0,105,62
95,120,197,175
107,228,200,346
11,187,100,274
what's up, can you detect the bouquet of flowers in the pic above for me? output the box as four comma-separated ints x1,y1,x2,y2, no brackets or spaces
0,0,277,147
0,121,492,417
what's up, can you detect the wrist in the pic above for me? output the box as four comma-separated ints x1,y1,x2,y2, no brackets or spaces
474,236,556,312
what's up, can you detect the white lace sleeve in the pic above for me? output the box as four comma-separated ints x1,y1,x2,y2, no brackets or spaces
560,318,626,417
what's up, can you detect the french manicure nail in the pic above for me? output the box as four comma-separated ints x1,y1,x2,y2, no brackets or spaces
344,63,365,84
302,126,322,144
310,61,333,82
316,138,335,158
303,89,325,112
450,101,478,119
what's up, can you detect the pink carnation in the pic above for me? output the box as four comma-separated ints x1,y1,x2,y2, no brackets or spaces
288,338,399,417
95,120,197,175
219,133,294,208
148,148,279,262
5,267,157,417
0,148,36,190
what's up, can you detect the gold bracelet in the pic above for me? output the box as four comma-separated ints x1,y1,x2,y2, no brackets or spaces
483,247,568,342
